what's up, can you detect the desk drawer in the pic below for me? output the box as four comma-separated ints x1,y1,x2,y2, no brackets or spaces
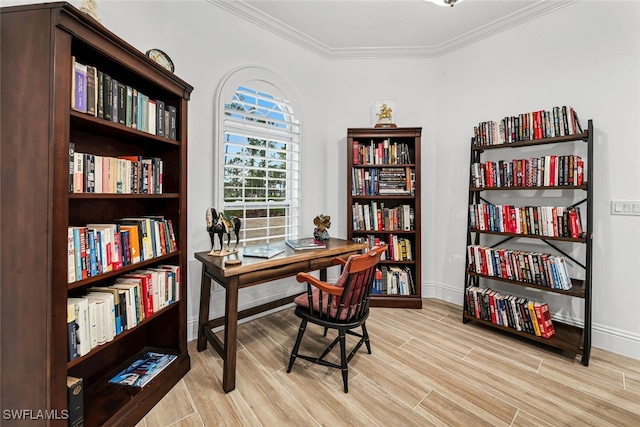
239,260,310,286
309,255,346,271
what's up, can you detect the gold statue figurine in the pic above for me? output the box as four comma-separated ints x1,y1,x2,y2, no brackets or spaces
375,103,396,128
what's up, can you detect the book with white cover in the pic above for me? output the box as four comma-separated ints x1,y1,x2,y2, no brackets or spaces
67,297,90,356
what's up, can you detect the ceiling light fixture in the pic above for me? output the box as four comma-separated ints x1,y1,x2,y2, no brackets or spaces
426,0,464,7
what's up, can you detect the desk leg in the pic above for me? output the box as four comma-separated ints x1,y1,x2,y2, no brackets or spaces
197,265,211,352
222,276,239,393
320,267,327,282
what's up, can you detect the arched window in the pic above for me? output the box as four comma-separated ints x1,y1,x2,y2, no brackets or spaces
215,67,301,245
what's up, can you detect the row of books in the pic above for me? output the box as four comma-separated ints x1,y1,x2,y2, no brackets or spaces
387,234,414,262
352,139,412,165
467,245,573,291
67,217,177,283
67,264,180,361
372,265,415,295
473,105,582,146
354,236,386,260
71,57,177,140
470,155,584,189
352,201,414,232
469,204,584,239
69,144,163,194
465,286,556,338
355,234,413,262
352,167,414,196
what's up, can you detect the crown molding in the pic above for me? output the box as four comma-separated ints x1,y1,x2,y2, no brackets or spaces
434,0,579,56
208,0,578,60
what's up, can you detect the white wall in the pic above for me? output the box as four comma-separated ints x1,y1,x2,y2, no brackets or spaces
431,0,640,359
90,0,335,331
4,0,638,359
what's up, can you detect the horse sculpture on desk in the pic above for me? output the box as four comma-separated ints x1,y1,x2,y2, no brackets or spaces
206,208,241,256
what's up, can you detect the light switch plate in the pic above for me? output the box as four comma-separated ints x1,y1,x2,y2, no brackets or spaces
611,200,640,216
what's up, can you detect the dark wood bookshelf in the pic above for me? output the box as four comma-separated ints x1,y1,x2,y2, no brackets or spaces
347,127,422,308
1,3,192,425
464,116,593,366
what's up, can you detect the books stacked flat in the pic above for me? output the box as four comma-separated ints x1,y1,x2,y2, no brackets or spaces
109,351,177,387
286,238,327,251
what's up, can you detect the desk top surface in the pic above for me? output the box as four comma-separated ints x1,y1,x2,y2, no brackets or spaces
194,238,367,278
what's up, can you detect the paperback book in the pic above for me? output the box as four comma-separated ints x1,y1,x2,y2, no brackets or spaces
243,246,285,259
109,351,177,387
286,238,327,251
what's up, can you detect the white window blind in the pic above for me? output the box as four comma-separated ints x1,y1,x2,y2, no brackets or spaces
221,85,300,245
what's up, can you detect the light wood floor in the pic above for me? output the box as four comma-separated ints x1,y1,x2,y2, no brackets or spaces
136,298,640,426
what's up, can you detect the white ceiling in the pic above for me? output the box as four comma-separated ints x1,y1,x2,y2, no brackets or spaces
209,0,577,59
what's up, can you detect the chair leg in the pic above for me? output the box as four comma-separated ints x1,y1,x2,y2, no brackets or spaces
362,323,371,354
287,319,307,373
339,329,348,393
323,327,328,337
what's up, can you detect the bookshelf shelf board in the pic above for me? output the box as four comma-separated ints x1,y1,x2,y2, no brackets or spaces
466,271,585,298
370,295,423,309
352,229,416,235
352,163,416,168
379,259,416,266
463,312,584,355
68,193,181,200
71,111,182,146
470,184,588,191
470,229,587,243
352,195,415,200
471,131,589,151
67,251,180,291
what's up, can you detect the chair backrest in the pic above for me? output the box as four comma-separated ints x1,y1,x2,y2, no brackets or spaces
333,245,386,321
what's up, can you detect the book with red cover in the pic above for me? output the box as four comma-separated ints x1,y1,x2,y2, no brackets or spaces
120,272,154,317
533,302,556,339
352,140,359,165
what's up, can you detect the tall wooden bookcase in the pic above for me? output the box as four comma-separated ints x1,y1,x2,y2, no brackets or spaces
1,3,192,425
463,113,593,365
347,127,422,309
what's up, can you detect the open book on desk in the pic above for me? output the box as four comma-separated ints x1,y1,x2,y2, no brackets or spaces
243,246,285,259
286,238,327,251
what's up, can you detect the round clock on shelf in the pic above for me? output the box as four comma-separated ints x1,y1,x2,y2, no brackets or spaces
145,49,174,73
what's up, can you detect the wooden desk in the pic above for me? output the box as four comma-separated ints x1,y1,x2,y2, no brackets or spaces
195,238,367,392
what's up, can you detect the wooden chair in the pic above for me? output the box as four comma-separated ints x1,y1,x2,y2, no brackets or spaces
286,245,387,392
